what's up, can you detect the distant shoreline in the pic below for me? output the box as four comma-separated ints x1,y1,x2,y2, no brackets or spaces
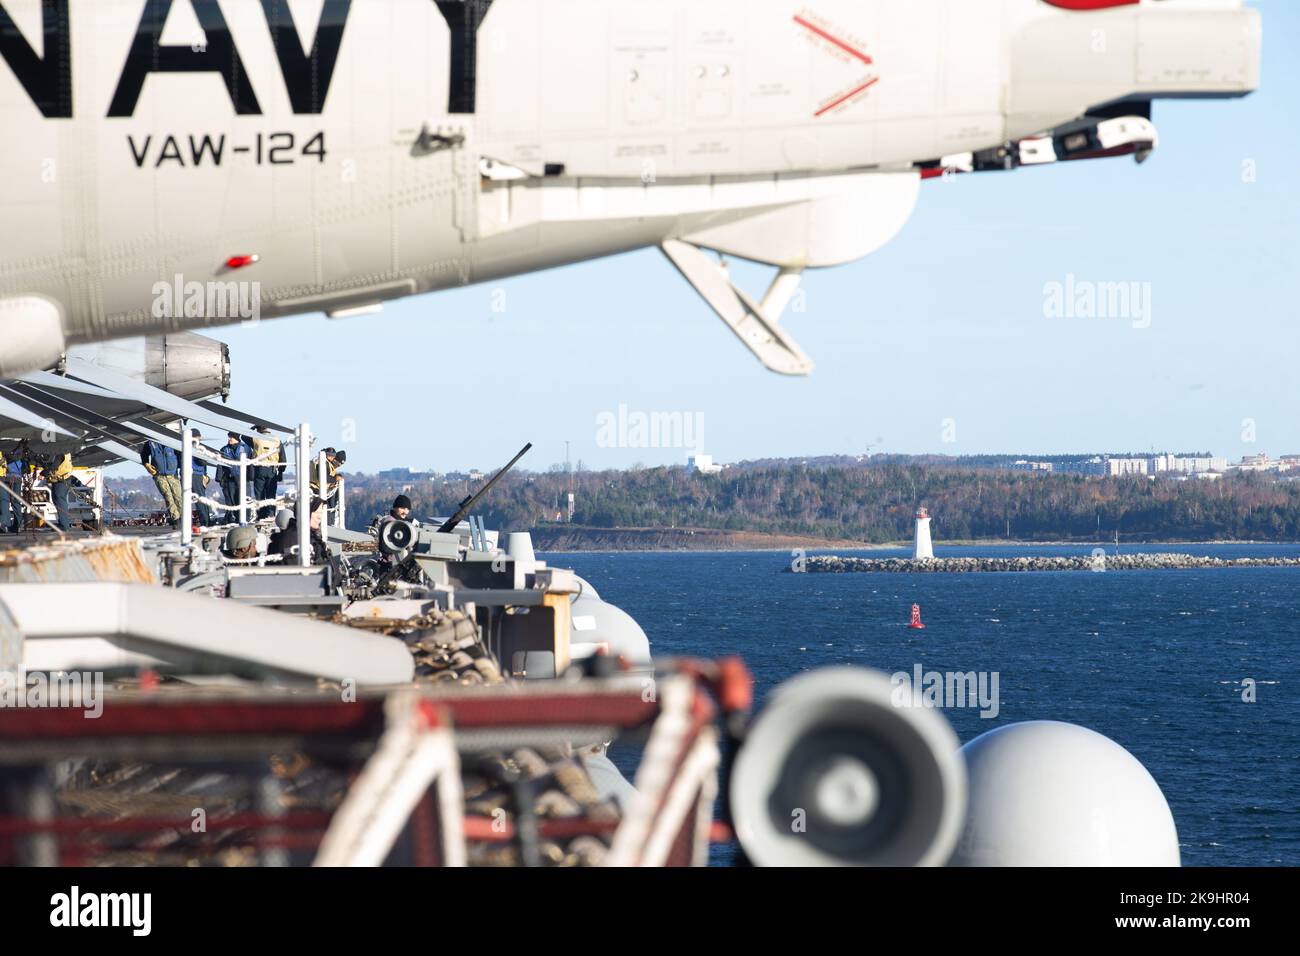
530,526,864,553
531,526,1297,554
925,538,1296,547
799,553,1300,573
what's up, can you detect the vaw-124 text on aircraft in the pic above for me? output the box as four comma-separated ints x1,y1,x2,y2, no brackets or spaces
0,0,1260,394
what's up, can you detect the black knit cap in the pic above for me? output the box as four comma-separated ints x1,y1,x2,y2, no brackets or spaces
393,494,412,510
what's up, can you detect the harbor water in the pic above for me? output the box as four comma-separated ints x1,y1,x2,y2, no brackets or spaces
553,544,1300,866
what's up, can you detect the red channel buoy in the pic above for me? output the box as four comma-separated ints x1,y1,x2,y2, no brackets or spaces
909,603,925,629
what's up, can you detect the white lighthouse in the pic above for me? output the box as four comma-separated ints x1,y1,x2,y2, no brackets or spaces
913,507,934,561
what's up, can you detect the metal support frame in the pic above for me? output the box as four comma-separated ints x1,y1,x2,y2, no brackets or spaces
238,453,249,524
258,775,289,867
313,691,465,867
181,426,194,546
317,450,329,539
91,468,104,527
0,662,734,867
605,674,720,867
181,428,227,541
295,423,310,567
659,239,812,376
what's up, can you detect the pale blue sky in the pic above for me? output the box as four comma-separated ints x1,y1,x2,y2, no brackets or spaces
207,1,1296,474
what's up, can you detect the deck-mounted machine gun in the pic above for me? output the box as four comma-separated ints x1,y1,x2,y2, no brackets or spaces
350,440,644,681
372,443,532,593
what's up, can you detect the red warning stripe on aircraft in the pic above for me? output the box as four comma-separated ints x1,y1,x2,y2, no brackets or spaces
796,13,878,117
793,14,873,65
816,76,880,117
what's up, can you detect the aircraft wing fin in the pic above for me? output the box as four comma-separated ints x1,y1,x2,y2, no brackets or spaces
94,439,143,463
195,399,292,435
659,239,813,377
63,358,275,439
0,390,79,440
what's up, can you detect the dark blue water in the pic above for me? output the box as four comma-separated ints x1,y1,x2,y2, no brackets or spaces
550,544,1300,866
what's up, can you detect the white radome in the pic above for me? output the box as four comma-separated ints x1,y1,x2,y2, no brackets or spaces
952,721,1180,867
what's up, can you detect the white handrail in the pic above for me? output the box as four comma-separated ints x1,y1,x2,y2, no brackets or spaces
296,424,311,566
181,426,194,545
318,450,330,538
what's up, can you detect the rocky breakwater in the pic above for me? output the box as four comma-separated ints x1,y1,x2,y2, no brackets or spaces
797,553,1300,573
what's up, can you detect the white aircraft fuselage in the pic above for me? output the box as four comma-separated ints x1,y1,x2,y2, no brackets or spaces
0,0,1261,377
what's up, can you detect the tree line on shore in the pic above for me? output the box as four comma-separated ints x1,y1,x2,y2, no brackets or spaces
339,462,1300,543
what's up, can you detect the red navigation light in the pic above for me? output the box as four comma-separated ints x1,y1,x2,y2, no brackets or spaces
224,254,260,269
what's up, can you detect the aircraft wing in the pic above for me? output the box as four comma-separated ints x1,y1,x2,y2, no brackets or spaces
0,334,287,469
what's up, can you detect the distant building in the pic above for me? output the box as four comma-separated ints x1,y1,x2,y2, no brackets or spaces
1235,453,1272,472
1105,457,1148,477
1150,454,1226,474
1058,457,1106,476
1011,453,1233,479
379,467,437,481
688,454,724,475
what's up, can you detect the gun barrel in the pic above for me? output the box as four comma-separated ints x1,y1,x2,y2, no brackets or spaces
435,442,532,535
